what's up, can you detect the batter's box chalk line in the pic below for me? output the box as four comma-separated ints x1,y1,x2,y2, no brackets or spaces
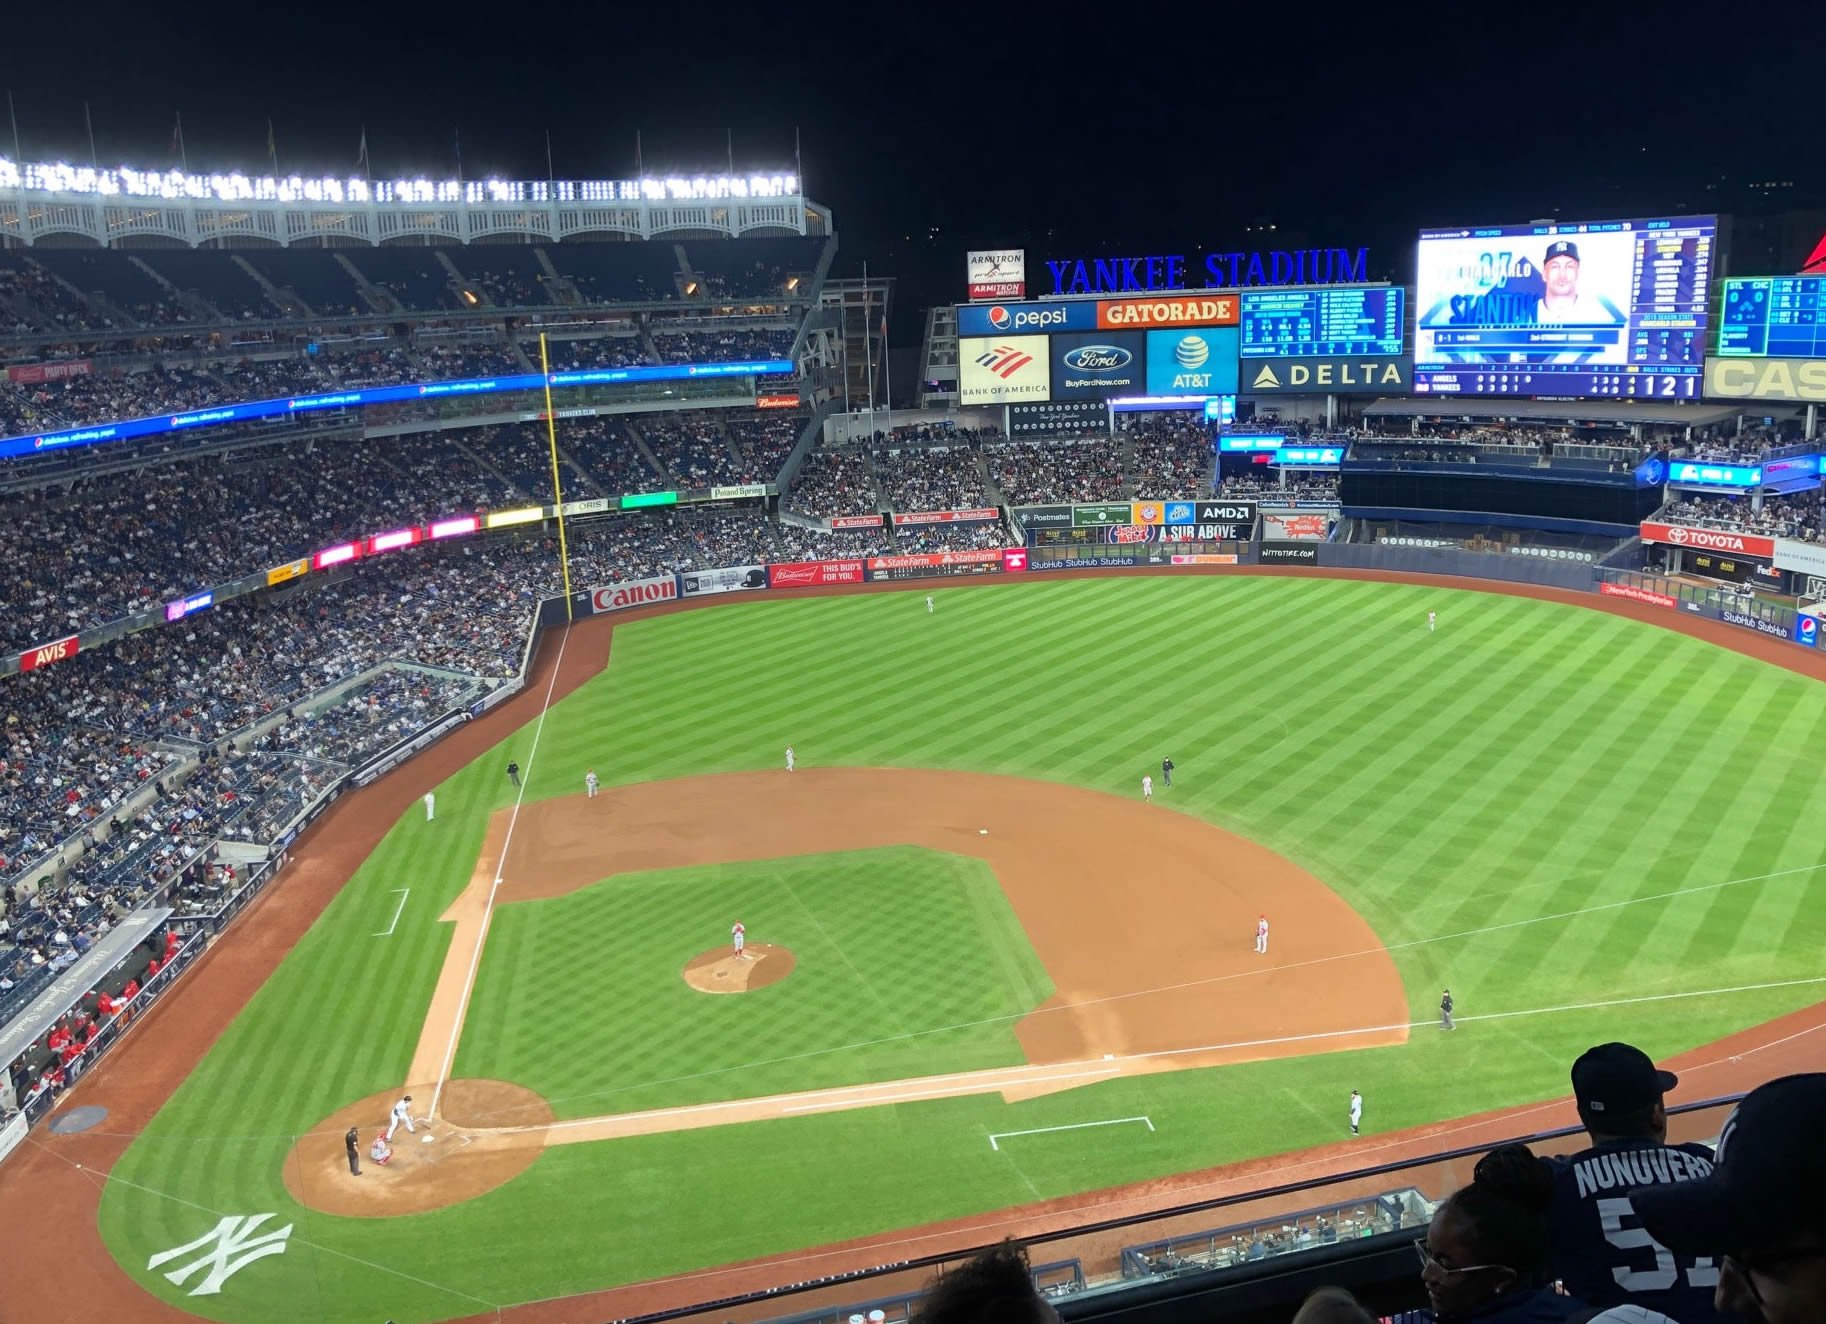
989,1116,1154,1151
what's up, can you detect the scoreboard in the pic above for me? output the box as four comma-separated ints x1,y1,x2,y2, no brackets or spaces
1718,276,1826,358
1240,287,1404,357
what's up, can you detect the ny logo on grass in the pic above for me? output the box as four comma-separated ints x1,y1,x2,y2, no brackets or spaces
147,1213,294,1296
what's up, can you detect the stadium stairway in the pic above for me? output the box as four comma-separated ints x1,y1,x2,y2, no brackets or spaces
333,253,392,315
621,419,672,486
233,255,310,318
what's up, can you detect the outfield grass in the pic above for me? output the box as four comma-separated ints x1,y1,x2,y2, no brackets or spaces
98,577,1826,1323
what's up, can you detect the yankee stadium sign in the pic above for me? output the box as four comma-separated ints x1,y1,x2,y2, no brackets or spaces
1045,248,1371,295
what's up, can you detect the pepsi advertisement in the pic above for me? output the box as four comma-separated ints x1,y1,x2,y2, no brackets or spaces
1051,333,1146,400
1145,327,1239,396
956,300,1098,337
1413,215,1715,400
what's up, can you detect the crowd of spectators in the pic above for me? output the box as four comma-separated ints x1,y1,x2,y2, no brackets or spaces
1125,418,1214,497
1218,472,1342,501
783,450,880,519
1664,490,1826,542
892,521,1008,554
990,440,1127,505
726,413,803,477
529,334,648,372
650,326,794,363
774,524,892,560
873,446,988,512
639,416,746,487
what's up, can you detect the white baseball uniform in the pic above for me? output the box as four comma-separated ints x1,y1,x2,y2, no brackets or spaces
387,1097,415,1139
1349,1092,1363,1134
1255,918,1269,954
925,596,934,614
423,792,435,821
1428,611,1436,633
732,922,746,957
785,747,795,772
585,771,599,798
1142,775,1153,801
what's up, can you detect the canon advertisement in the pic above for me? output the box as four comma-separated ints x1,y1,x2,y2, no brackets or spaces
588,576,679,613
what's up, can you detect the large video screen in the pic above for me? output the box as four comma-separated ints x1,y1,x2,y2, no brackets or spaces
1718,276,1826,358
1413,215,1715,399
1240,287,1404,358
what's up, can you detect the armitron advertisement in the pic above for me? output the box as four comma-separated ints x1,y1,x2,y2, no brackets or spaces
966,249,1026,302
589,576,679,613
959,336,1051,404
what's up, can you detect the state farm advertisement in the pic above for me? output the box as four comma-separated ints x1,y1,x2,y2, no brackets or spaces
1599,581,1677,609
829,514,885,530
966,249,1025,301
767,559,865,587
588,575,678,614
867,548,1006,581
893,508,1000,526
1638,522,1776,561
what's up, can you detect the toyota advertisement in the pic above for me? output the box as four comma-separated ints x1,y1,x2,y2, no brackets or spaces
1051,332,1146,400
959,336,1052,404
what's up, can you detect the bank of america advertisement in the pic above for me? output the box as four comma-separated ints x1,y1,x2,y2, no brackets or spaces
959,336,1052,404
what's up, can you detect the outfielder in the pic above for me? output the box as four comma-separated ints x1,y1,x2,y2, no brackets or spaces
387,1094,415,1140
732,921,746,958
1142,774,1153,801
1255,914,1269,954
585,769,599,798
1349,1089,1363,1135
1440,988,1455,1030
925,595,934,614
1428,610,1436,633
423,791,435,822
785,745,795,773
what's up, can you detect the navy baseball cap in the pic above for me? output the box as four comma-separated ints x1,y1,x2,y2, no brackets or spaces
1544,240,1581,263
1572,1042,1677,1116
1634,1073,1826,1256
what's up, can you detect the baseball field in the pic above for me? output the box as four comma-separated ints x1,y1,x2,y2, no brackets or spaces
20,573,1826,1322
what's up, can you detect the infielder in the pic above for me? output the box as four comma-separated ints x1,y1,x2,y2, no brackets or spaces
585,769,599,798
1255,914,1269,955
1428,610,1436,633
387,1094,415,1140
925,595,934,614
732,921,746,958
785,745,795,773
1142,774,1153,801
423,791,435,822
1349,1089,1363,1135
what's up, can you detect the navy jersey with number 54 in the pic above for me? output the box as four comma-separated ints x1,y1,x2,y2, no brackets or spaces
1544,1138,1726,1324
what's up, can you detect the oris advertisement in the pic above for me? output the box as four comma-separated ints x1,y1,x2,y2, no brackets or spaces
1050,332,1146,400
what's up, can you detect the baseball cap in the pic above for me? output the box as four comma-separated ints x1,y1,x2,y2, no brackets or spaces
1545,239,1581,263
1633,1073,1826,1256
1572,1042,1677,1117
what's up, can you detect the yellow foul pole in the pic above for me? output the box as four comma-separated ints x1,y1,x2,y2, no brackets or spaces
538,332,575,620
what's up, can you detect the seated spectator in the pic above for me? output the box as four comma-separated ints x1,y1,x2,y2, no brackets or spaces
1294,1287,1378,1324
1418,1144,1585,1324
1635,1073,1826,1324
913,1242,1058,1324
1544,1042,1724,1324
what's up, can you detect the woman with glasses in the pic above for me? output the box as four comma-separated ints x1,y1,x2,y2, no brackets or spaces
1417,1144,1587,1324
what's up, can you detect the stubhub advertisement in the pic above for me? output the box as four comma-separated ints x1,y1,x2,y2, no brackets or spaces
956,300,1098,337
1146,327,1239,396
1051,332,1146,399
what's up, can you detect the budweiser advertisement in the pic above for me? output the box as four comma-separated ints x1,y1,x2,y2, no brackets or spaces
18,633,80,671
893,508,1000,525
1638,522,1776,561
1599,581,1677,609
7,360,92,384
767,559,865,587
588,575,679,614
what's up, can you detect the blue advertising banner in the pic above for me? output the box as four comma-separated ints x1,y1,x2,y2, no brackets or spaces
1797,615,1821,648
956,300,1099,337
1144,327,1239,396
1667,461,1762,489
1164,500,1198,526
1050,332,1146,400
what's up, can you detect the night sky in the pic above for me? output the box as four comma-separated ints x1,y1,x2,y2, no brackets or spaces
6,0,1822,328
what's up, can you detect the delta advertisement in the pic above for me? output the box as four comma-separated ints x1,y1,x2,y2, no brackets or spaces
1243,355,1411,394
1050,333,1146,400
959,336,1051,404
767,559,866,587
588,576,679,613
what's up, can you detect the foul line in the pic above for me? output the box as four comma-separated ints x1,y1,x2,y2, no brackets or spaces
371,889,410,938
990,1116,1153,1151
426,622,572,1122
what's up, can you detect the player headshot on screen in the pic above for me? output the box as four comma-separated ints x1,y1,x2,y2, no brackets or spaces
1534,241,1623,325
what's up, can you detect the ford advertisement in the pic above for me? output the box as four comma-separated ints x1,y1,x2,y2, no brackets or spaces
1050,332,1146,400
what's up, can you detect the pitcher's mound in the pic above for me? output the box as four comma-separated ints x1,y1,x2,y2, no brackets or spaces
683,943,795,994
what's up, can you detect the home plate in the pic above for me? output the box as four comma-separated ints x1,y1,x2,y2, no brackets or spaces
978,829,988,835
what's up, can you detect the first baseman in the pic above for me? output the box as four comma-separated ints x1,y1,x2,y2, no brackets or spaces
732,921,747,958
387,1094,415,1140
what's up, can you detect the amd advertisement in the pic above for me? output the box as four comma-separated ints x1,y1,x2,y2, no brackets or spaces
1413,215,1716,400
